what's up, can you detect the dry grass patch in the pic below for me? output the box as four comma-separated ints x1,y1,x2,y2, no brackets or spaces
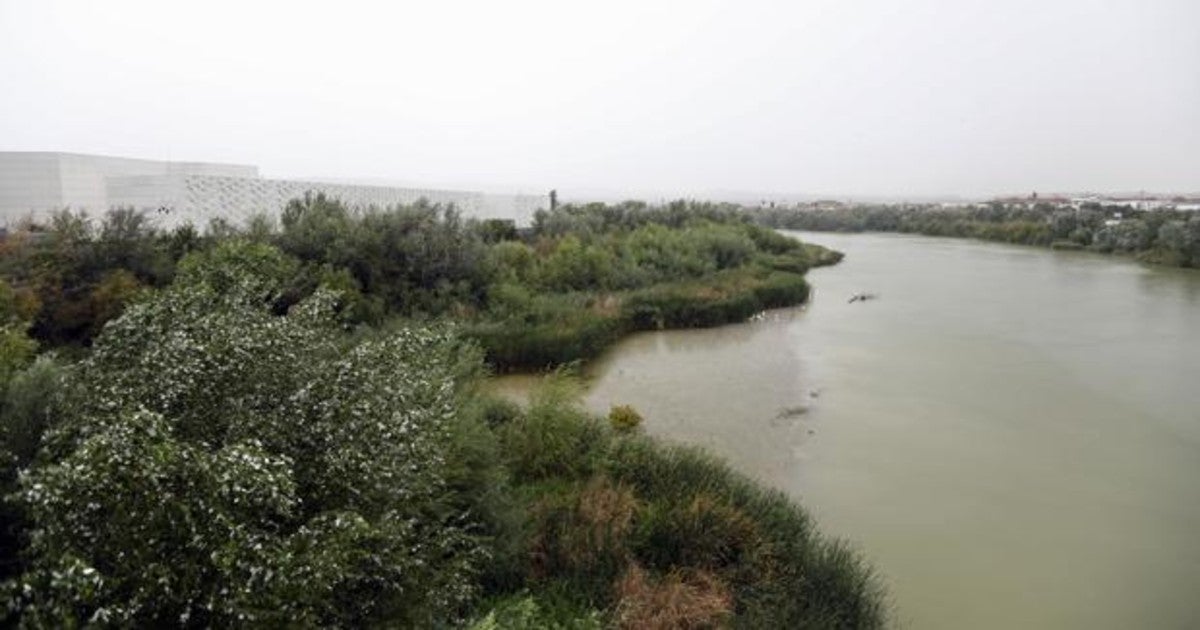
530,476,640,579
614,564,733,629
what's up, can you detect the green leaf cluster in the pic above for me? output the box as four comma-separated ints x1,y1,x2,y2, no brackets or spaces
6,243,491,627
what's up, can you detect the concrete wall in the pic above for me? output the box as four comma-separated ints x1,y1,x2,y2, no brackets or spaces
0,152,260,225
0,152,545,228
0,153,63,224
106,174,546,228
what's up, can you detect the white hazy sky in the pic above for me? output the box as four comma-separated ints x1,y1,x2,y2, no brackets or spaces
1,0,1197,199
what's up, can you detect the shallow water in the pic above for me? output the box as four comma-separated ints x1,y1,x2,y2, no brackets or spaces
494,232,1200,629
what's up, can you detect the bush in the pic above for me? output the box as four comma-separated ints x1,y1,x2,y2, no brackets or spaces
608,405,643,433
468,594,603,630
0,356,65,582
475,395,524,428
1,355,64,469
500,375,610,483
7,253,493,627
467,308,627,371
0,326,36,389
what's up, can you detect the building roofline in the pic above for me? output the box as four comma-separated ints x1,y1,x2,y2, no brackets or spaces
0,150,258,172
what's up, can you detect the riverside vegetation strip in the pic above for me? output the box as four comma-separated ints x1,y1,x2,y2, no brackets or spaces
0,200,883,627
752,202,1200,268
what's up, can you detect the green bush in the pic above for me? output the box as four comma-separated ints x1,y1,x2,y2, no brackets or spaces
7,254,493,627
500,376,610,484
0,326,36,390
608,405,644,433
0,355,65,583
467,310,627,371
468,594,604,630
475,395,524,428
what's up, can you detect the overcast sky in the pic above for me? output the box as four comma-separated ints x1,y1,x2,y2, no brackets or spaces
1,0,1197,199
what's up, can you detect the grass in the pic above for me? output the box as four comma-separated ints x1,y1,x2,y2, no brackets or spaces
467,243,839,372
613,564,733,629
476,375,888,628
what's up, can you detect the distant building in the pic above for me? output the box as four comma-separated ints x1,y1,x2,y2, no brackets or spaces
1069,195,1200,212
0,152,547,228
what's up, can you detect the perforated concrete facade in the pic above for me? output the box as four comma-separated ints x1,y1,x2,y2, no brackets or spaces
0,152,545,228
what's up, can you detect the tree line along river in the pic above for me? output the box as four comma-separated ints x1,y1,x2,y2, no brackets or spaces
496,230,1200,629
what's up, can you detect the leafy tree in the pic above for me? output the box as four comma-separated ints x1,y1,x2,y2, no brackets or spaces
537,236,618,291
0,328,36,392
278,194,491,315
1050,211,1078,240
174,238,300,306
0,280,38,389
0,355,63,585
6,246,493,627
86,270,143,338
1184,215,1200,266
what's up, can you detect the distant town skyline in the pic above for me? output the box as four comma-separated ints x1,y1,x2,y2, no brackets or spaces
2,0,1197,199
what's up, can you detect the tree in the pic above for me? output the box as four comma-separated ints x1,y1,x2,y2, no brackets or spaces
1050,211,1078,240
1187,215,1200,256
6,245,492,627
0,280,37,389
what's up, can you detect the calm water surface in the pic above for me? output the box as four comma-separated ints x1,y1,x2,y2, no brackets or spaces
496,232,1200,629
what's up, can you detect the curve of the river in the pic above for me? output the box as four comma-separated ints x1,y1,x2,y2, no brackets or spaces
495,231,1200,628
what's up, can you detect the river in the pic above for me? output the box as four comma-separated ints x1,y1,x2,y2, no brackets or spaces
493,231,1200,629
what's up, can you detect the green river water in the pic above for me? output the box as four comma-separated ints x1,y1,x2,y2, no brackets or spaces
495,231,1200,628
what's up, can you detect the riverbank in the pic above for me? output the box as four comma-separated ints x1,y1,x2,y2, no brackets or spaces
0,202,886,628
468,374,886,627
751,204,1200,269
551,230,1200,629
468,242,842,371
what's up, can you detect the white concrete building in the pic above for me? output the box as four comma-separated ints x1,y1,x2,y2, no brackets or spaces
0,152,546,228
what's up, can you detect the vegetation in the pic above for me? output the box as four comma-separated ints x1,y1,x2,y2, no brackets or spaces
4,244,495,626
0,199,884,626
0,197,840,369
478,374,885,628
608,405,643,433
753,202,1200,267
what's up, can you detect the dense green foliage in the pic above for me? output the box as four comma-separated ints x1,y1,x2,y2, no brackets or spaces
0,198,839,370
0,209,200,347
467,202,839,369
4,243,495,626
0,199,884,627
753,202,1200,267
